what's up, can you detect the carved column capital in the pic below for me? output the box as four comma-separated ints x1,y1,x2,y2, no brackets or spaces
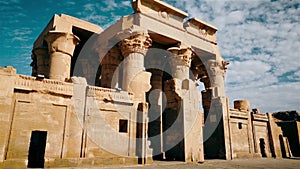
44,31,80,81
117,28,152,57
44,31,80,56
167,44,193,79
205,60,228,77
168,44,193,68
203,59,228,97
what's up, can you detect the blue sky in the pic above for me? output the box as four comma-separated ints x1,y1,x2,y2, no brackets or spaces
0,0,299,113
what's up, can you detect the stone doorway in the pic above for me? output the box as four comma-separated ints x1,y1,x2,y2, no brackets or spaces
279,135,287,158
27,131,47,168
259,138,267,157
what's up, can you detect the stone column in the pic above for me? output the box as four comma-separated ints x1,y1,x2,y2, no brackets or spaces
100,47,122,88
117,28,152,159
32,47,49,78
164,44,193,111
45,31,80,81
203,58,231,159
148,68,164,159
164,44,204,162
118,29,152,101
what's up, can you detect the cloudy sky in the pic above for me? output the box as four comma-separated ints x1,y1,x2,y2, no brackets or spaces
0,0,299,113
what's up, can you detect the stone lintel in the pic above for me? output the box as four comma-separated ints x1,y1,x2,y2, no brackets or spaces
252,112,268,121
132,0,188,21
34,13,102,48
229,110,249,119
59,14,102,33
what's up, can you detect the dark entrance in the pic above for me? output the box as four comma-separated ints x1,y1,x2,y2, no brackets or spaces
279,135,287,158
27,131,47,168
259,138,267,157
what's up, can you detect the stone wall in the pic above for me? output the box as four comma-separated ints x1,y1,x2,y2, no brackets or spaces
229,108,255,158
227,100,297,159
0,67,138,168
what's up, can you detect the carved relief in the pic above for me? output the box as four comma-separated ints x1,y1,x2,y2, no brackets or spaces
15,75,73,96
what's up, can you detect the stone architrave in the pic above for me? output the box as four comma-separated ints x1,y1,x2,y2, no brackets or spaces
45,31,80,81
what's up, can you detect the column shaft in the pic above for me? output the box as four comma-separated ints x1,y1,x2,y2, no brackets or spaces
117,28,152,159
33,47,49,77
100,47,122,88
122,53,144,90
148,69,163,158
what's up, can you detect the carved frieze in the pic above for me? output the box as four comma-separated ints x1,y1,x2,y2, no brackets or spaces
15,75,73,96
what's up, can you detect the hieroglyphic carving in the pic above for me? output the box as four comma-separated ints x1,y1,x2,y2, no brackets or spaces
101,47,122,66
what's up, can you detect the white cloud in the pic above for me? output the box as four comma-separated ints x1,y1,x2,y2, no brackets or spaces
227,60,272,84
163,0,300,112
228,82,300,113
121,1,131,7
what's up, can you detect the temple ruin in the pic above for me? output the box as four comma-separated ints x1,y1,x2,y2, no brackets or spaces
0,0,299,168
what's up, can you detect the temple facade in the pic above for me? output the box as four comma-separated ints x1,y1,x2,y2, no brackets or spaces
0,0,299,168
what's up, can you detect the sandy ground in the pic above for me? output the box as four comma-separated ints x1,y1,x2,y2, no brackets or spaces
57,158,300,169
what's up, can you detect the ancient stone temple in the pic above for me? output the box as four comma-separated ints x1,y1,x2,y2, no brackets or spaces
0,0,299,168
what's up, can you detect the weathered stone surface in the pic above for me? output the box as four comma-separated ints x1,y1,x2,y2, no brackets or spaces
0,0,299,168
45,31,80,81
